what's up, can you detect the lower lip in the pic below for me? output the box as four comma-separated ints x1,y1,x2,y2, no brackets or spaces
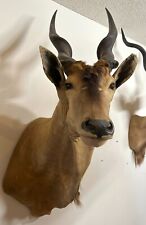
82,135,113,140
81,135,113,147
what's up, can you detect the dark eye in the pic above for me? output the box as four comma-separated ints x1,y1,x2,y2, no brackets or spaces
109,82,116,90
65,83,73,90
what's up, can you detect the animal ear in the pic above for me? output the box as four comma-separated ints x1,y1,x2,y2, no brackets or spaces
39,46,65,88
113,54,138,88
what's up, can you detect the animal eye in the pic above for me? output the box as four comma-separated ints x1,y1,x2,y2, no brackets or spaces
109,82,116,90
65,83,73,90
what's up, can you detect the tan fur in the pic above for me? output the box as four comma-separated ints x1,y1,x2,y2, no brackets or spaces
129,115,146,165
3,52,138,216
3,102,94,216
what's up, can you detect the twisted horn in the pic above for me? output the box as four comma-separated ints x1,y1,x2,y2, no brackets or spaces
121,28,146,71
97,8,119,69
49,10,75,64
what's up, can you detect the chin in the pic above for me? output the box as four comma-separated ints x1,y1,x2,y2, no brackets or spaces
81,135,112,147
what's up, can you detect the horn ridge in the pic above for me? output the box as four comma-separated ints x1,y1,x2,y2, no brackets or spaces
121,28,146,71
97,8,119,69
105,8,117,38
49,10,75,63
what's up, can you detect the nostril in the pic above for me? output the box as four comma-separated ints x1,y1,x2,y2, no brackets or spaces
84,120,90,128
106,121,114,134
81,120,88,130
108,121,113,129
82,120,94,130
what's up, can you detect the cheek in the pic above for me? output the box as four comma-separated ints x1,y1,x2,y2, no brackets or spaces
104,90,115,102
66,95,84,127
67,98,81,119
110,91,116,102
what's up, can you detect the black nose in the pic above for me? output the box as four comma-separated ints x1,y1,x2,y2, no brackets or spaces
81,119,114,137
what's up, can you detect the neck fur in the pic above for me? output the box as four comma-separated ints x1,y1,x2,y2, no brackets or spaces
50,100,94,177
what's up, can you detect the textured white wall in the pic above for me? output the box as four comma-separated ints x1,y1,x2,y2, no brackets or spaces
54,0,146,46
0,0,146,225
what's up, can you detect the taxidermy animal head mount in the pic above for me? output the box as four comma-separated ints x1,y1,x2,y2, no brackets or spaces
3,9,138,217
39,9,138,146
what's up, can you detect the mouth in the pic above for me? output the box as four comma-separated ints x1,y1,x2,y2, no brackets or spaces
81,134,113,147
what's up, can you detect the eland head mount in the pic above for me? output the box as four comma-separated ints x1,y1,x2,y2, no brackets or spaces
3,9,138,217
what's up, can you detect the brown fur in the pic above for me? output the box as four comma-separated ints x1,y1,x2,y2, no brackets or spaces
129,115,146,165
3,104,93,216
3,48,138,217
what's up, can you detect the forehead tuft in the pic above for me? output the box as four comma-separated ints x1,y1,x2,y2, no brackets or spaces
67,60,111,87
82,60,110,84
93,60,110,75
83,66,100,85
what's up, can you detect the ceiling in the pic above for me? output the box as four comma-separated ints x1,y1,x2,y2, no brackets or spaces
53,0,146,46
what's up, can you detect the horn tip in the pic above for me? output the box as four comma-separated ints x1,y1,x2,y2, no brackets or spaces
105,7,109,13
51,10,58,21
54,10,58,16
121,28,126,41
105,7,111,17
50,10,58,37
50,10,58,24
105,7,117,34
121,28,124,34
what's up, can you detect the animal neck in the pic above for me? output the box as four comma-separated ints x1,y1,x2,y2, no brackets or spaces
50,100,94,177
51,100,68,129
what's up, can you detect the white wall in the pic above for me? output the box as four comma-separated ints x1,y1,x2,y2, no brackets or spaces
0,0,146,225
